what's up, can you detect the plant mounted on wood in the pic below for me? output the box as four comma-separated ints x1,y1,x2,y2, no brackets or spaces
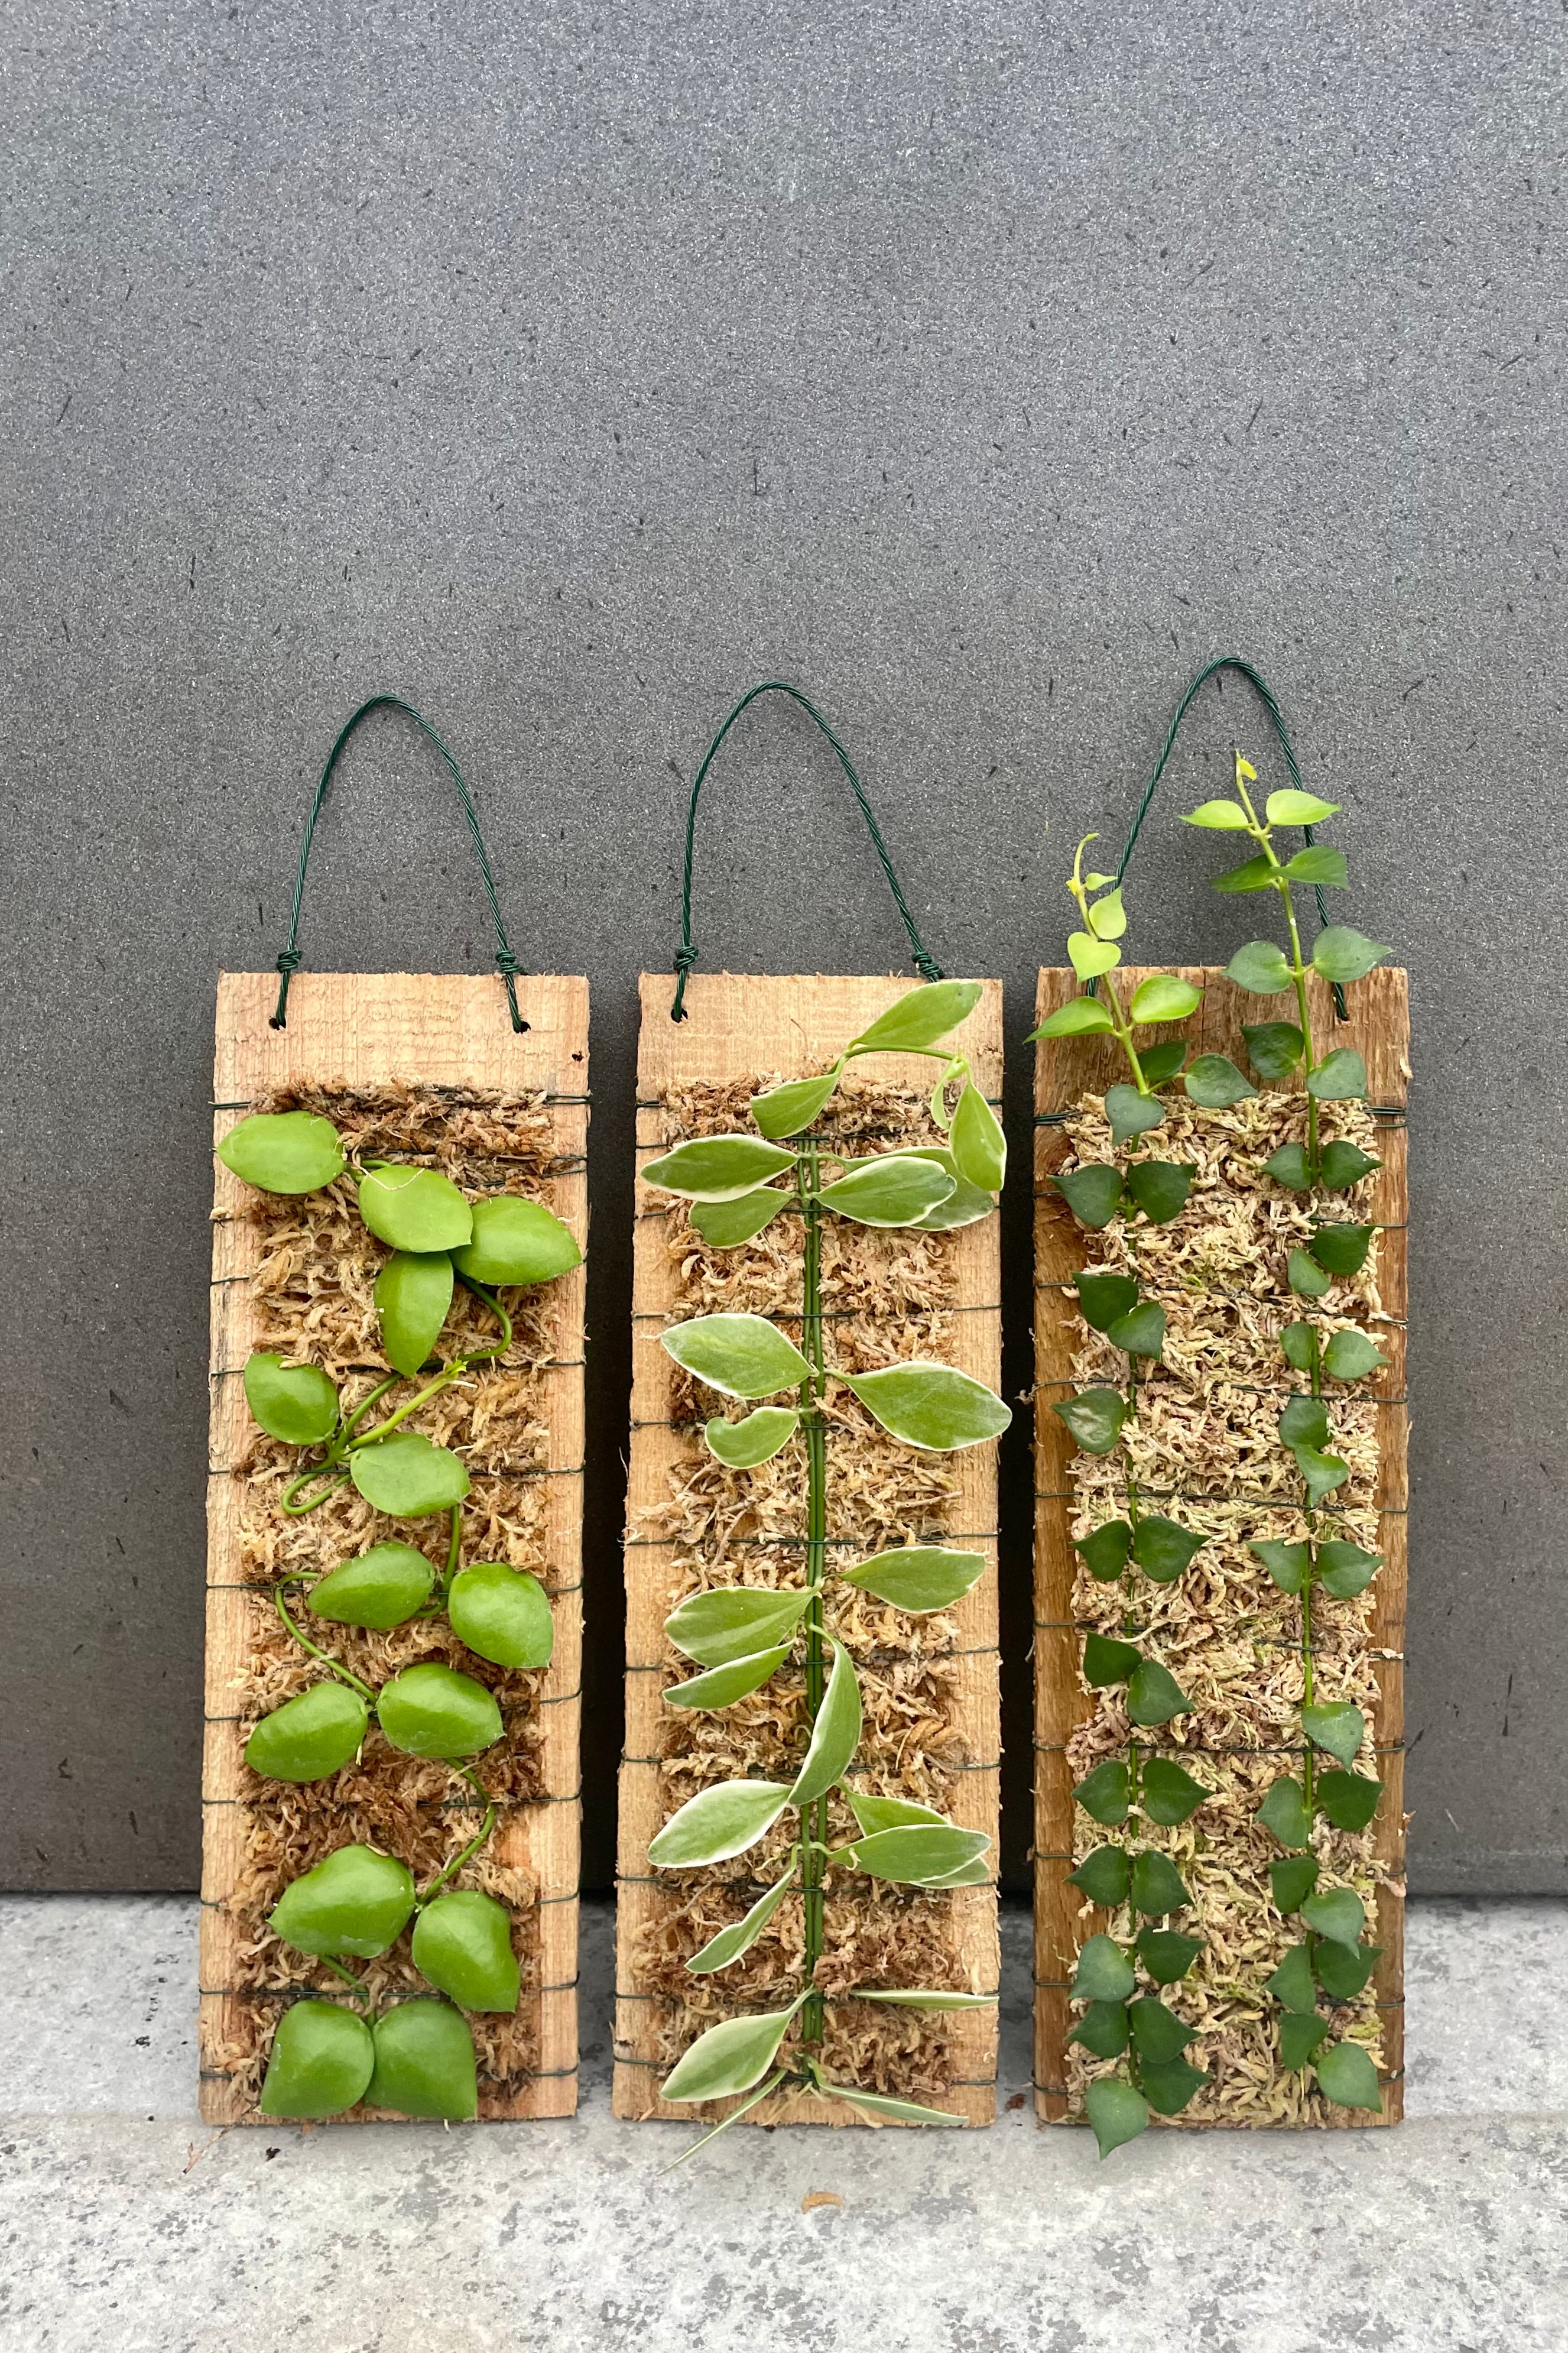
217,1107,580,2119
639,980,1011,2148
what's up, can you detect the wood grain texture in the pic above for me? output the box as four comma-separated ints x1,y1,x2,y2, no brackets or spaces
1033,967,1408,2129
615,972,1003,2127
201,972,586,2123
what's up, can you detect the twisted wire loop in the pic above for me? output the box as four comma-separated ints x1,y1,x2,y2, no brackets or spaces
270,694,527,1032
670,679,943,1019
1103,654,1349,1021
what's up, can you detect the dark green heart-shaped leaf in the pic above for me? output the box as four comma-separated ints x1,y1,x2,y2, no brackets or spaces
1279,2010,1330,2070
258,1999,374,2118
1270,1855,1319,1916
1105,1084,1166,1145
1306,1048,1368,1103
750,1068,841,1139
1130,1517,1204,1584
1317,1769,1382,1831
1141,1758,1209,1826
1140,2054,1206,2115
1107,1301,1166,1360
374,1250,454,1378
450,1195,582,1286
642,1134,798,1201
662,1312,810,1399
664,1587,810,1668
1135,1927,1203,1985
1244,1022,1305,1079
1124,1161,1193,1223
1055,1391,1128,1456
219,1110,345,1196
648,1779,793,1866
243,1353,340,1446
1138,1039,1189,1090
841,1543,986,1612
1184,1053,1256,1108
349,1431,470,1517
1267,1144,1313,1191
1258,1775,1313,1848
1073,1759,1131,1826
1252,1539,1311,1597
309,1541,435,1631
368,2001,476,2120
703,1406,800,1467
839,1823,991,1885
356,1165,472,1253
1301,1701,1365,1767
1310,1223,1375,1276
1066,1843,1131,1906
1085,2076,1150,2156
1301,1887,1366,1949
1279,1393,1331,1450
1074,1271,1140,1333
1319,1141,1381,1190
850,979,983,1055
245,1683,368,1784
1127,1660,1192,1726
1280,1321,1317,1373
376,1662,502,1759
268,1845,417,1959
949,1083,1007,1192
1312,1937,1379,1999
447,1563,554,1671
1311,926,1390,985
1283,845,1348,887
1314,2039,1382,2113
686,1871,798,1975
1129,975,1203,1023
1292,1444,1349,1506
1128,1997,1194,2063
1082,1632,1140,1688
1070,2000,1130,2057
1315,1541,1381,1599
1074,1519,1134,1582
1213,852,1278,894
1054,1165,1124,1229
692,1188,790,1247
1130,1850,1190,1917
411,1889,520,2012
1323,1328,1386,1382
845,1362,1012,1451
1227,941,1293,994
1288,1248,1332,1297
1071,1933,1136,2003
818,1155,956,1227
1028,995,1115,1039
1266,1941,1319,2012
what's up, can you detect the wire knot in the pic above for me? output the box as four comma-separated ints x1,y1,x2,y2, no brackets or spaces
494,949,522,977
670,942,699,1022
913,951,944,984
275,947,303,975
673,944,700,973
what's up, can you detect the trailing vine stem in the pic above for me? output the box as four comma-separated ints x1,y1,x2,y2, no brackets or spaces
797,1138,829,2050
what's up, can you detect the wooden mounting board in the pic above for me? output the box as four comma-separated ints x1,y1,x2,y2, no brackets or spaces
202,972,587,2122
1034,967,1408,2128
615,972,1003,2127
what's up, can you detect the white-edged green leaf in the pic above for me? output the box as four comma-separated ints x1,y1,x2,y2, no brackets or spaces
818,1155,955,1227
664,1586,810,1668
849,980,983,1055
852,1988,996,2011
1182,799,1252,830
750,1068,841,1139
1267,789,1340,826
846,1793,947,1836
842,1361,1011,1451
1129,975,1203,1025
1068,931,1121,981
836,1824,991,1884
1027,997,1115,1040
811,2077,968,2125
647,1779,794,1867
914,1855,993,1887
660,1999,804,2102
703,1406,801,1467
686,1872,799,1975
661,1312,810,1398
641,1135,798,1201
840,1543,986,1612
788,1637,862,1806
664,1644,791,1709
947,1081,1007,1192
691,1188,791,1247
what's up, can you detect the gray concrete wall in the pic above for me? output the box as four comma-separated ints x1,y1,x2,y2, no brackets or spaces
1,1,1561,1895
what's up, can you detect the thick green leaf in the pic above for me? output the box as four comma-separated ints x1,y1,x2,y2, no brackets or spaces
1107,1301,1166,1360
1069,931,1121,981
1314,2040,1382,2114
1213,851,1279,894
1301,1887,1366,1949
1245,1021,1306,1079
1128,1997,1194,2063
1136,1927,1203,1985
843,1361,1011,1451
1075,1519,1134,1581
1140,2054,1206,2115
1288,1248,1333,1298
841,1543,986,1612
1307,1048,1369,1103
1258,1776,1313,1848
1279,2010,1330,2070
1073,1759,1131,1826
1270,1855,1319,1915
1140,1758,1209,1825
1105,1084,1166,1145
1310,1221,1375,1275
1127,1661,1192,1726
258,1999,375,2119
703,1406,800,1468
687,1872,798,1974
1085,2076,1150,2156
1268,789,1340,826
1281,1321,1317,1373
846,1793,947,1836
664,1644,791,1710
1054,1165,1124,1229
1076,1271,1141,1331
1067,1844,1132,1906
1129,975,1203,1024
349,1431,470,1517
1087,887,1128,941
661,2003,803,2103
1315,1540,1381,1599
1253,1538,1312,1597
664,1587,810,1668
789,1638,862,1805
410,1889,521,2012
450,1195,582,1286
949,1083,1007,1192
1267,1144,1314,1191
1183,798,1251,829
819,1154,955,1227
1317,1769,1382,1832
244,1683,368,1784
1070,2000,1130,2057
1283,845,1348,887
1130,1517,1204,1584
1124,1161,1193,1223
309,1541,435,1631
1291,1443,1349,1506
1319,1140,1381,1190
1301,1701,1366,1767
1055,1389,1128,1456
356,1165,472,1253
1072,1933,1137,2003
839,1823,991,1884
662,1312,810,1399
1083,1632,1140,1687
374,1252,454,1378
1267,1942,1319,2012
850,979,984,1054
1129,1850,1190,1918
1226,941,1293,994
692,1188,791,1247
648,1779,793,1866
376,1663,502,1760
219,1110,345,1196
810,2077,969,2125
1311,926,1390,985
368,2001,477,2121
641,1135,797,1201
1029,996,1115,1039
1312,1937,1379,1999
1279,1393,1331,1450
1184,1054,1256,1108
1138,1038,1189,1090
1322,1328,1385,1382
268,1845,417,1960
749,1069,840,1139
447,1563,554,1671
243,1353,340,1446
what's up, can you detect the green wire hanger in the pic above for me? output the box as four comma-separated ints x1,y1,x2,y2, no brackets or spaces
269,695,526,1032
1104,654,1349,1019
669,680,943,1020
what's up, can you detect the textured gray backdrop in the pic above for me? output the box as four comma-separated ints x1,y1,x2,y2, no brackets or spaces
2,1,1563,1895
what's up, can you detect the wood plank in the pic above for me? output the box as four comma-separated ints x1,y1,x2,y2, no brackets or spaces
202,972,586,2123
1033,966,1408,2129
615,972,1003,2127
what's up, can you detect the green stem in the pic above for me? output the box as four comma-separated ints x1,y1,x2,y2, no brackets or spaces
1231,764,1321,1176
281,1463,352,1516
321,1956,374,2009
1098,967,1152,1095
274,1580,377,1704
1301,1323,1322,1812
453,1273,514,1363
439,1503,463,1602
418,1763,499,1903
797,1142,829,2049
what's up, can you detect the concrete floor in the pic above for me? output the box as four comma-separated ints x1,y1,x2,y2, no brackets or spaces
0,1897,1563,2353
